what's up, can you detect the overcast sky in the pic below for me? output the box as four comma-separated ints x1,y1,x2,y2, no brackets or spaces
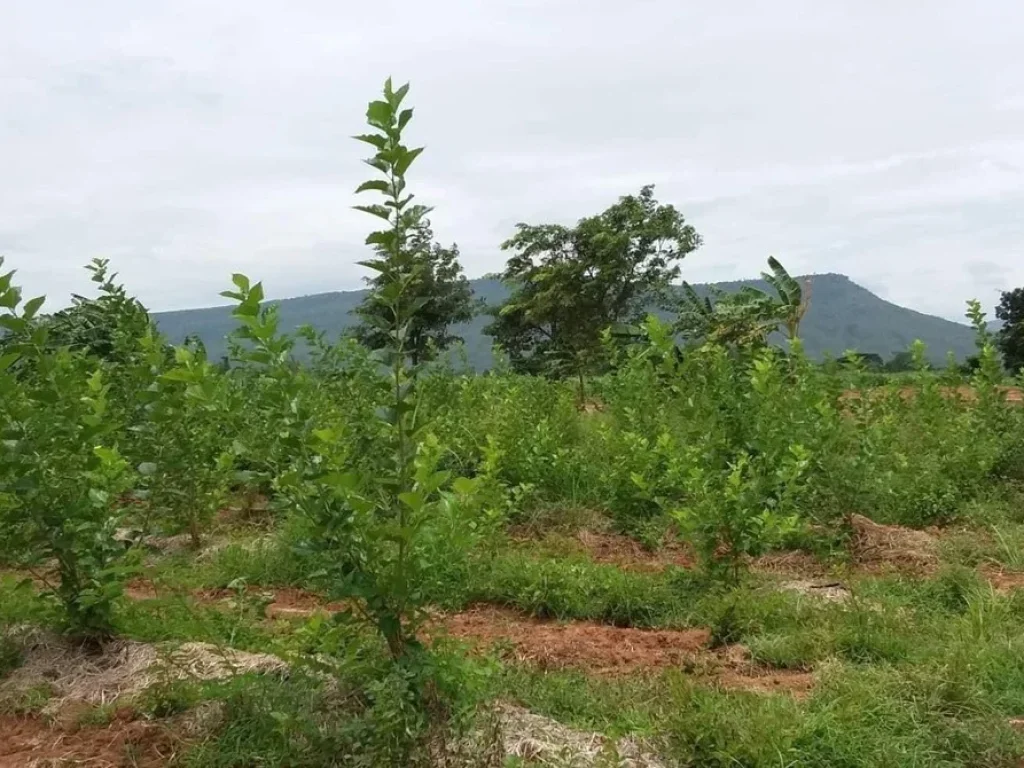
3,2,1023,321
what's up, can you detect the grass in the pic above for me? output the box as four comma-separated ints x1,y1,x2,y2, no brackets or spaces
495,661,1024,767
8,491,1024,765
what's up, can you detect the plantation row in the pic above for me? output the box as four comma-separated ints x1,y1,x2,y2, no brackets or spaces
3,80,1024,765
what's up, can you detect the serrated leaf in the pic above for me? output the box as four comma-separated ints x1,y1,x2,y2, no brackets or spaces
365,231,397,249
398,108,414,130
353,133,388,150
355,180,390,194
354,204,393,222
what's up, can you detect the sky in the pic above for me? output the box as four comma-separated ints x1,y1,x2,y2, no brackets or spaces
2,1,1024,322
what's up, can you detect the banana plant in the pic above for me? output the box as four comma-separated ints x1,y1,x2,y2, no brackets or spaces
676,256,809,347
761,255,809,341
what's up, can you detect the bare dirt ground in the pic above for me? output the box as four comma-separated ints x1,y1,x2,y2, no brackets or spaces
442,605,710,673
439,606,814,696
0,713,178,768
574,530,696,571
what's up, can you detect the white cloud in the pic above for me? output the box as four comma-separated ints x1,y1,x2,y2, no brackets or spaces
2,0,1024,320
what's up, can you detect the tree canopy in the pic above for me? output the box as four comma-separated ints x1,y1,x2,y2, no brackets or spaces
485,185,701,392
352,222,475,366
996,287,1024,374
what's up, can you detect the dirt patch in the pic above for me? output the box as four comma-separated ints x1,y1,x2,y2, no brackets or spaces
125,581,346,621
1,628,287,715
849,514,938,572
259,588,348,620
982,569,1024,593
438,607,813,696
575,530,696,572
751,550,835,579
713,666,816,697
690,644,816,698
0,714,178,768
498,703,666,768
440,606,709,674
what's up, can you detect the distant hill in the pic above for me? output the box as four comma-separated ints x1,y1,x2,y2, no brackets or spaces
153,273,977,368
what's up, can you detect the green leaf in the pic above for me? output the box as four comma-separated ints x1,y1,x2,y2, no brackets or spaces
22,295,45,319
365,231,398,250
357,258,390,273
392,82,410,108
398,491,425,512
353,133,388,150
398,108,414,130
355,180,391,194
366,100,392,127
363,157,389,173
0,352,19,371
160,369,195,383
394,147,424,176
354,204,393,221
312,427,337,443
232,273,251,292
0,286,21,309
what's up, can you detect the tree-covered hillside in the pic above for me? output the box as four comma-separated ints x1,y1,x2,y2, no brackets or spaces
154,273,977,368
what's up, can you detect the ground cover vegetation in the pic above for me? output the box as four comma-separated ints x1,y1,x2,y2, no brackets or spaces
3,81,1024,766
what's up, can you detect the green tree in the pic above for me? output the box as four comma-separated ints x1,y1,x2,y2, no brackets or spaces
0,259,135,639
353,222,475,365
486,185,701,398
996,287,1024,374
42,259,154,364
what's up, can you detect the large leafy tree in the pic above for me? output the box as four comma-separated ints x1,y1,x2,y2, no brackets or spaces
996,287,1024,374
352,223,475,365
486,185,701,395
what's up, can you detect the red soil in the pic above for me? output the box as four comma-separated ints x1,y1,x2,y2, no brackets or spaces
0,713,177,768
436,606,814,696
440,605,709,674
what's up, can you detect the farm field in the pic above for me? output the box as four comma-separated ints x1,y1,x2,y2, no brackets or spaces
4,81,1024,767
4,354,1024,767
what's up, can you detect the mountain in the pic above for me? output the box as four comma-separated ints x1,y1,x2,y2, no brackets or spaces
153,273,977,368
